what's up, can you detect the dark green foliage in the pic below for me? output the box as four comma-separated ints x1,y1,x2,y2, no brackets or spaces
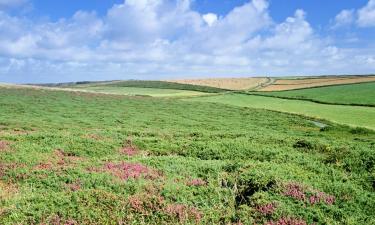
350,127,373,135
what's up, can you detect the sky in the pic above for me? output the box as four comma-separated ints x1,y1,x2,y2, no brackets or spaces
0,0,375,83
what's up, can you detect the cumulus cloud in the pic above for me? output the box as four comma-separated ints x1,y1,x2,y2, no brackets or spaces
0,0,374,83
333,0,375,28
202,13,217,27
332,9,355,28
357,0,375,27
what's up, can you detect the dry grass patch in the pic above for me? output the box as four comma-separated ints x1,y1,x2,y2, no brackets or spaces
259,76,375,91
0,141,10,152
168,77,269,90
0,180,18,201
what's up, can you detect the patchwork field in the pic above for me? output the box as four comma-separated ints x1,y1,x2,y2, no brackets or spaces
254,82,375,106
167,77,270,90
0,75,374,225
189,93,375,129
259,76,375,91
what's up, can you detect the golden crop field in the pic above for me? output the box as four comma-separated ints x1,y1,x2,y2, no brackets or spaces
168,77,269,90
259,76,375,91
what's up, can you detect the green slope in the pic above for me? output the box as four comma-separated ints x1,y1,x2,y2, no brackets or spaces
189,93,375,129
0,87,374,224
71,80,228,93
253,82,375,106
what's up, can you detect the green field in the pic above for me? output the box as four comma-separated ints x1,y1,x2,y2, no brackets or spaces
189,93,375,130
253,82,375,106
0,87,374,224
71,86,208,97
66,80,228,94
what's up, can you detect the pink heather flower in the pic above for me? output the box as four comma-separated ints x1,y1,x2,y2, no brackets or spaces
103,162,159,180
283,183,306,201
324,195,335,205
256,202,277,215
309,195,318,205
121,146,138,156
165,204,202,223
265,217,309,225
283,182,335,206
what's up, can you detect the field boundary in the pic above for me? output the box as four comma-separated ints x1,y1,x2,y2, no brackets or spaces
239,91,375,107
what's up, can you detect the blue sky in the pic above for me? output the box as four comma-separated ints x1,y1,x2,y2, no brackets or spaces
0,0,375,83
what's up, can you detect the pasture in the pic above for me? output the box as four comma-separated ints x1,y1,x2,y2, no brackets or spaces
69,86,207,97
189,93,375,129
253,82,375,106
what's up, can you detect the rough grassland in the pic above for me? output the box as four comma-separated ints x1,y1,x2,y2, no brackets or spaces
74,80,227,93
0,87,374,225
253,82,375,106
69,86,208,97
189,94,375,130
167,78,269,90
259,76,375,91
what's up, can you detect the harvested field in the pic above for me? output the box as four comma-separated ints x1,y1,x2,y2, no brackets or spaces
259,76,375,91
168,77,269,90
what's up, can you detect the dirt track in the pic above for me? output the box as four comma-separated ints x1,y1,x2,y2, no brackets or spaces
259,76,375,91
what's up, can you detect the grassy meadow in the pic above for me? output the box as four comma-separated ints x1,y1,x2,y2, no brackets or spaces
0,86,374,225
70,86,207,97
252,82,375,106
69,80,227,94
189,93,375,129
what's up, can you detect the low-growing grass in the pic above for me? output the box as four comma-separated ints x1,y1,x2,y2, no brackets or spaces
0,87,374,224
73,80,228,93
254,82,375,106
70,86,208,97
189,93,375,130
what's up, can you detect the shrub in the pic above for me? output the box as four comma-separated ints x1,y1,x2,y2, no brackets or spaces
236,170,276,205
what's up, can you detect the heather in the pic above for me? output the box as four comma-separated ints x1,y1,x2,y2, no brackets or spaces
0,87,374,224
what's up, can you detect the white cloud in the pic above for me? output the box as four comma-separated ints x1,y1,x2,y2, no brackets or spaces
357,0,375,27
202,13,217,27
0,0,374,83
332,9,354,28
334,0,375,28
